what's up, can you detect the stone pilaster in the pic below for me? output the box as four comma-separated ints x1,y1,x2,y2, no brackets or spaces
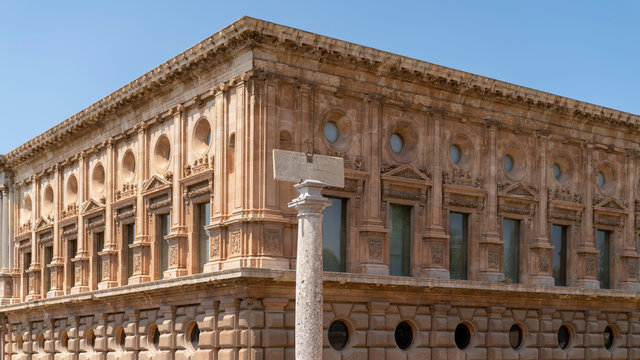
262,298,288,359
130,122,150,285
479,120,503,282
71,152,90,294
218,297,239,360
619,150,639,290
530,131,554,286
420,110,449,279
99,138,118,290
164,105,188,279
288,180,331,360
25,177,40,301
576,142,599,288
47,165,64,297
0,181,13,304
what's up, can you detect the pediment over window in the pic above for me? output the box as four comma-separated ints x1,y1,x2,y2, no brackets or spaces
33,216,52,232
142,174,172,195
81,198,105,215
381,164,432,187
498,181,538,200
594,197,627,216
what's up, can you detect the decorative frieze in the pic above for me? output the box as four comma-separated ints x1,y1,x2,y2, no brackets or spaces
548,186,581,203
60,203,78,220
442,169,481,188
183,155,213,177
114,183,136,201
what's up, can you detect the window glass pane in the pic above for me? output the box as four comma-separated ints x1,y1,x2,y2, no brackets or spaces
597,230,610,289
504,155,514,172
450,145,461,164
503,219,520,283
96,232,104,283
322,198,347,272
324,122,339,143
126,224,135,279
552,225,567,286
44,246,53,291
390,134,404,154
160,214,170,275
637,235,640,280
389,205,411,276
68,240,76,287
198,203,210,272
449,212,468,280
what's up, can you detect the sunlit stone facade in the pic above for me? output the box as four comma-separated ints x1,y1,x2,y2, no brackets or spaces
1,17,640,359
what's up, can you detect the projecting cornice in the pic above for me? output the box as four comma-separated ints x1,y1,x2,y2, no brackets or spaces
6,16,639,165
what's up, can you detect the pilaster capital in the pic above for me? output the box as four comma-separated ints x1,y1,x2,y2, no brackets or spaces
483,118,502,129
288,180,332,214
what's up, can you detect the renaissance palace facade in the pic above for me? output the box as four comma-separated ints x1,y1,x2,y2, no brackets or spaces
0,17,639,359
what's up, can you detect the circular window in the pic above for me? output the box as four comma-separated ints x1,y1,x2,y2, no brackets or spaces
117,328,126,351
193,118,212,154
509,324,523,350
504,155,514,173
87,329,96,352
455,323,471,350
154,135,171,173
603,326,614,349
324,122,339,143
597,171,605,188
60,331,69,351
450,145,462,164
16,333,23,353
557,325,570,349
92,164,105,196
553,163,561,180
150,325,160,351
390,133,404,154
394,321,413,350
66,175,78,205
43,186,54,216
122,151,136,183
328,320,349,351
189,323,200,351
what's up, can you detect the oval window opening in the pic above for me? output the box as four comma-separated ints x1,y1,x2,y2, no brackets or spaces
390,133,404,154
504,154,514,173
118,328,126,351
509,324,523,350
597,171,605,188
38,333,45,352
189,323,200,351
557,325,570,349
553,163,561,180
61,331,69,351
328,320,349,350
603,326,614,349
455,323,471,350
87,329,96,352
394,321,413,350
450,145,461,164
324,122,339,143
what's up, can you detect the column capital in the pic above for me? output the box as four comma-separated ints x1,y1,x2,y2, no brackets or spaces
288,180,332,213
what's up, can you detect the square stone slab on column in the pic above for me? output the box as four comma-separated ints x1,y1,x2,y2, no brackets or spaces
273,149,344,188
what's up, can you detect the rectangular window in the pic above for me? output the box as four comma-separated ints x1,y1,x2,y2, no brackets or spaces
449,212,468,280
322,198,347,272
68,239,77,287
43,246,53,292
159,214,170,275
597,230,611,289
24,252,31,293
197,203,210,272
637,235,640,280
95,232,104,283
502,219,520,283
125,224,135,279
389,205,411,276
552,225,567,286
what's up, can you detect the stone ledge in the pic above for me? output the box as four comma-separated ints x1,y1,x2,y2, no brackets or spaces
1,268,638,313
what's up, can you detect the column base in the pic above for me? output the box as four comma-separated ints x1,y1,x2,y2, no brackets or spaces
46,289,65,298
203,261,222,273
25,294,42,301
70,285,90,295
162,268,188,279
128,275,150,285
0,271,13,302
97,280,118,290
617,281,640,291
415,267,450,280
529,275,555,286
575,279,600,289
479,271,504,283
360,264,388,276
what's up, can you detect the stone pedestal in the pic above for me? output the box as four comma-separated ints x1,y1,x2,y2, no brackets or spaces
288,180,331,360
98,250,119,290
70,256,90,294
128,238,150,285
163,233,188,279
0,271,13,305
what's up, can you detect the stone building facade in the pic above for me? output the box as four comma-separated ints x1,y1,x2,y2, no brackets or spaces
1,17,640,359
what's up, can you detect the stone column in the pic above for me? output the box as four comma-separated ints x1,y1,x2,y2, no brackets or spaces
288,180,331,360
47,165,64,297
98,138,118,289
479,120,503,282
130,122,150,285
25,176,40,301
164,105,188,278
421,110,449,279
0,182,11,304
530,131,554,285
577,142,599,288
620,149,639,290
71,152,90,294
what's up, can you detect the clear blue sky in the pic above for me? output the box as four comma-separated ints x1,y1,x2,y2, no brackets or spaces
1,1,638,154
